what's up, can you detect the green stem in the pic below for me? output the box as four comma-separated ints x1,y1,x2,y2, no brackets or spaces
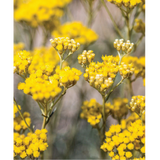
101,0,125,39
87,0,93,28
97,126,106,159
105,78,125,101
101,95,106,142
130,6,142,36
128,78,134,97
133,34,144,52
125,11,130,40
45,89,67,126
60,58,64,70
41,104,47,129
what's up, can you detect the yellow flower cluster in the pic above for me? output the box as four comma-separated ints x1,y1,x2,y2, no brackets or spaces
110,98,128,121
14,50,33,76
14,129,48,158
80,98,129,126
14,0,29,10
14,42,25,54
121,112,140,129
28,46,60,75
50,37,80,55
101,119,145,159
107,0,142,8
113,39,134,54
14,104,31,132
78,50,95,67
134,19,145,35
83,57,119,94
18,73,62,101
83,55,134,94
52,21,98,45
49,66,82,88
80,99,113,126
14,0,72,29
122,56,145,85
119,62,135,79
129,95,145,120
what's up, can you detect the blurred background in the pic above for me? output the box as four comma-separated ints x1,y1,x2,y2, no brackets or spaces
14,0,145,159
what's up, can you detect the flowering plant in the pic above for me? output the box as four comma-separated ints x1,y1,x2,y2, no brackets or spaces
14,0,145,159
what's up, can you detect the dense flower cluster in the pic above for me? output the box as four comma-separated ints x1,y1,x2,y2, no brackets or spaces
119,62,135,79
80,99,113,126
83,55,134,94
28,46,60,75
49,66,82,88
14,129,48,158
14,103,48,159
134,19,145,35
113,39,134,54
18,72,62,101
78,50,95,67
14,0,29,10
52,21,98,45
80,98,129,126
101,119,145,159
14,0,72,29
107,0,143,9
50,37,80,55
129,95,145,121
83,57,119,94
122,56,145,85
14,50,33,76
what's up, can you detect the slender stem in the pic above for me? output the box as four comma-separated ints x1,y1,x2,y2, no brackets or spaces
97,126,106,159
102,95,106,139
45,89,67,126
102,95,106,125
87,0,93,28
125,10,130,40
105,78,125,101
101,0,125,39
60,58,64,70
133,34,144,52
14,98,33,133
128,78,134,97
41,104,47,129
37,101,45,115
130,6,142,36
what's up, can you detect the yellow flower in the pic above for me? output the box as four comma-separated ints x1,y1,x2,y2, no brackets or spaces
33,151,40,158
14,0,72,29
107,0,142,8
20,151,27,158
52,21,98,45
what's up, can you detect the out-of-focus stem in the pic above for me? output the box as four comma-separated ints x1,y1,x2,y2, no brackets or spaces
134,34,144,51
128,78,134,97
101,0,125,39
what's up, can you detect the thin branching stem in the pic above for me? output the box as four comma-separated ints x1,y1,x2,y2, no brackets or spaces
101,0,125,39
